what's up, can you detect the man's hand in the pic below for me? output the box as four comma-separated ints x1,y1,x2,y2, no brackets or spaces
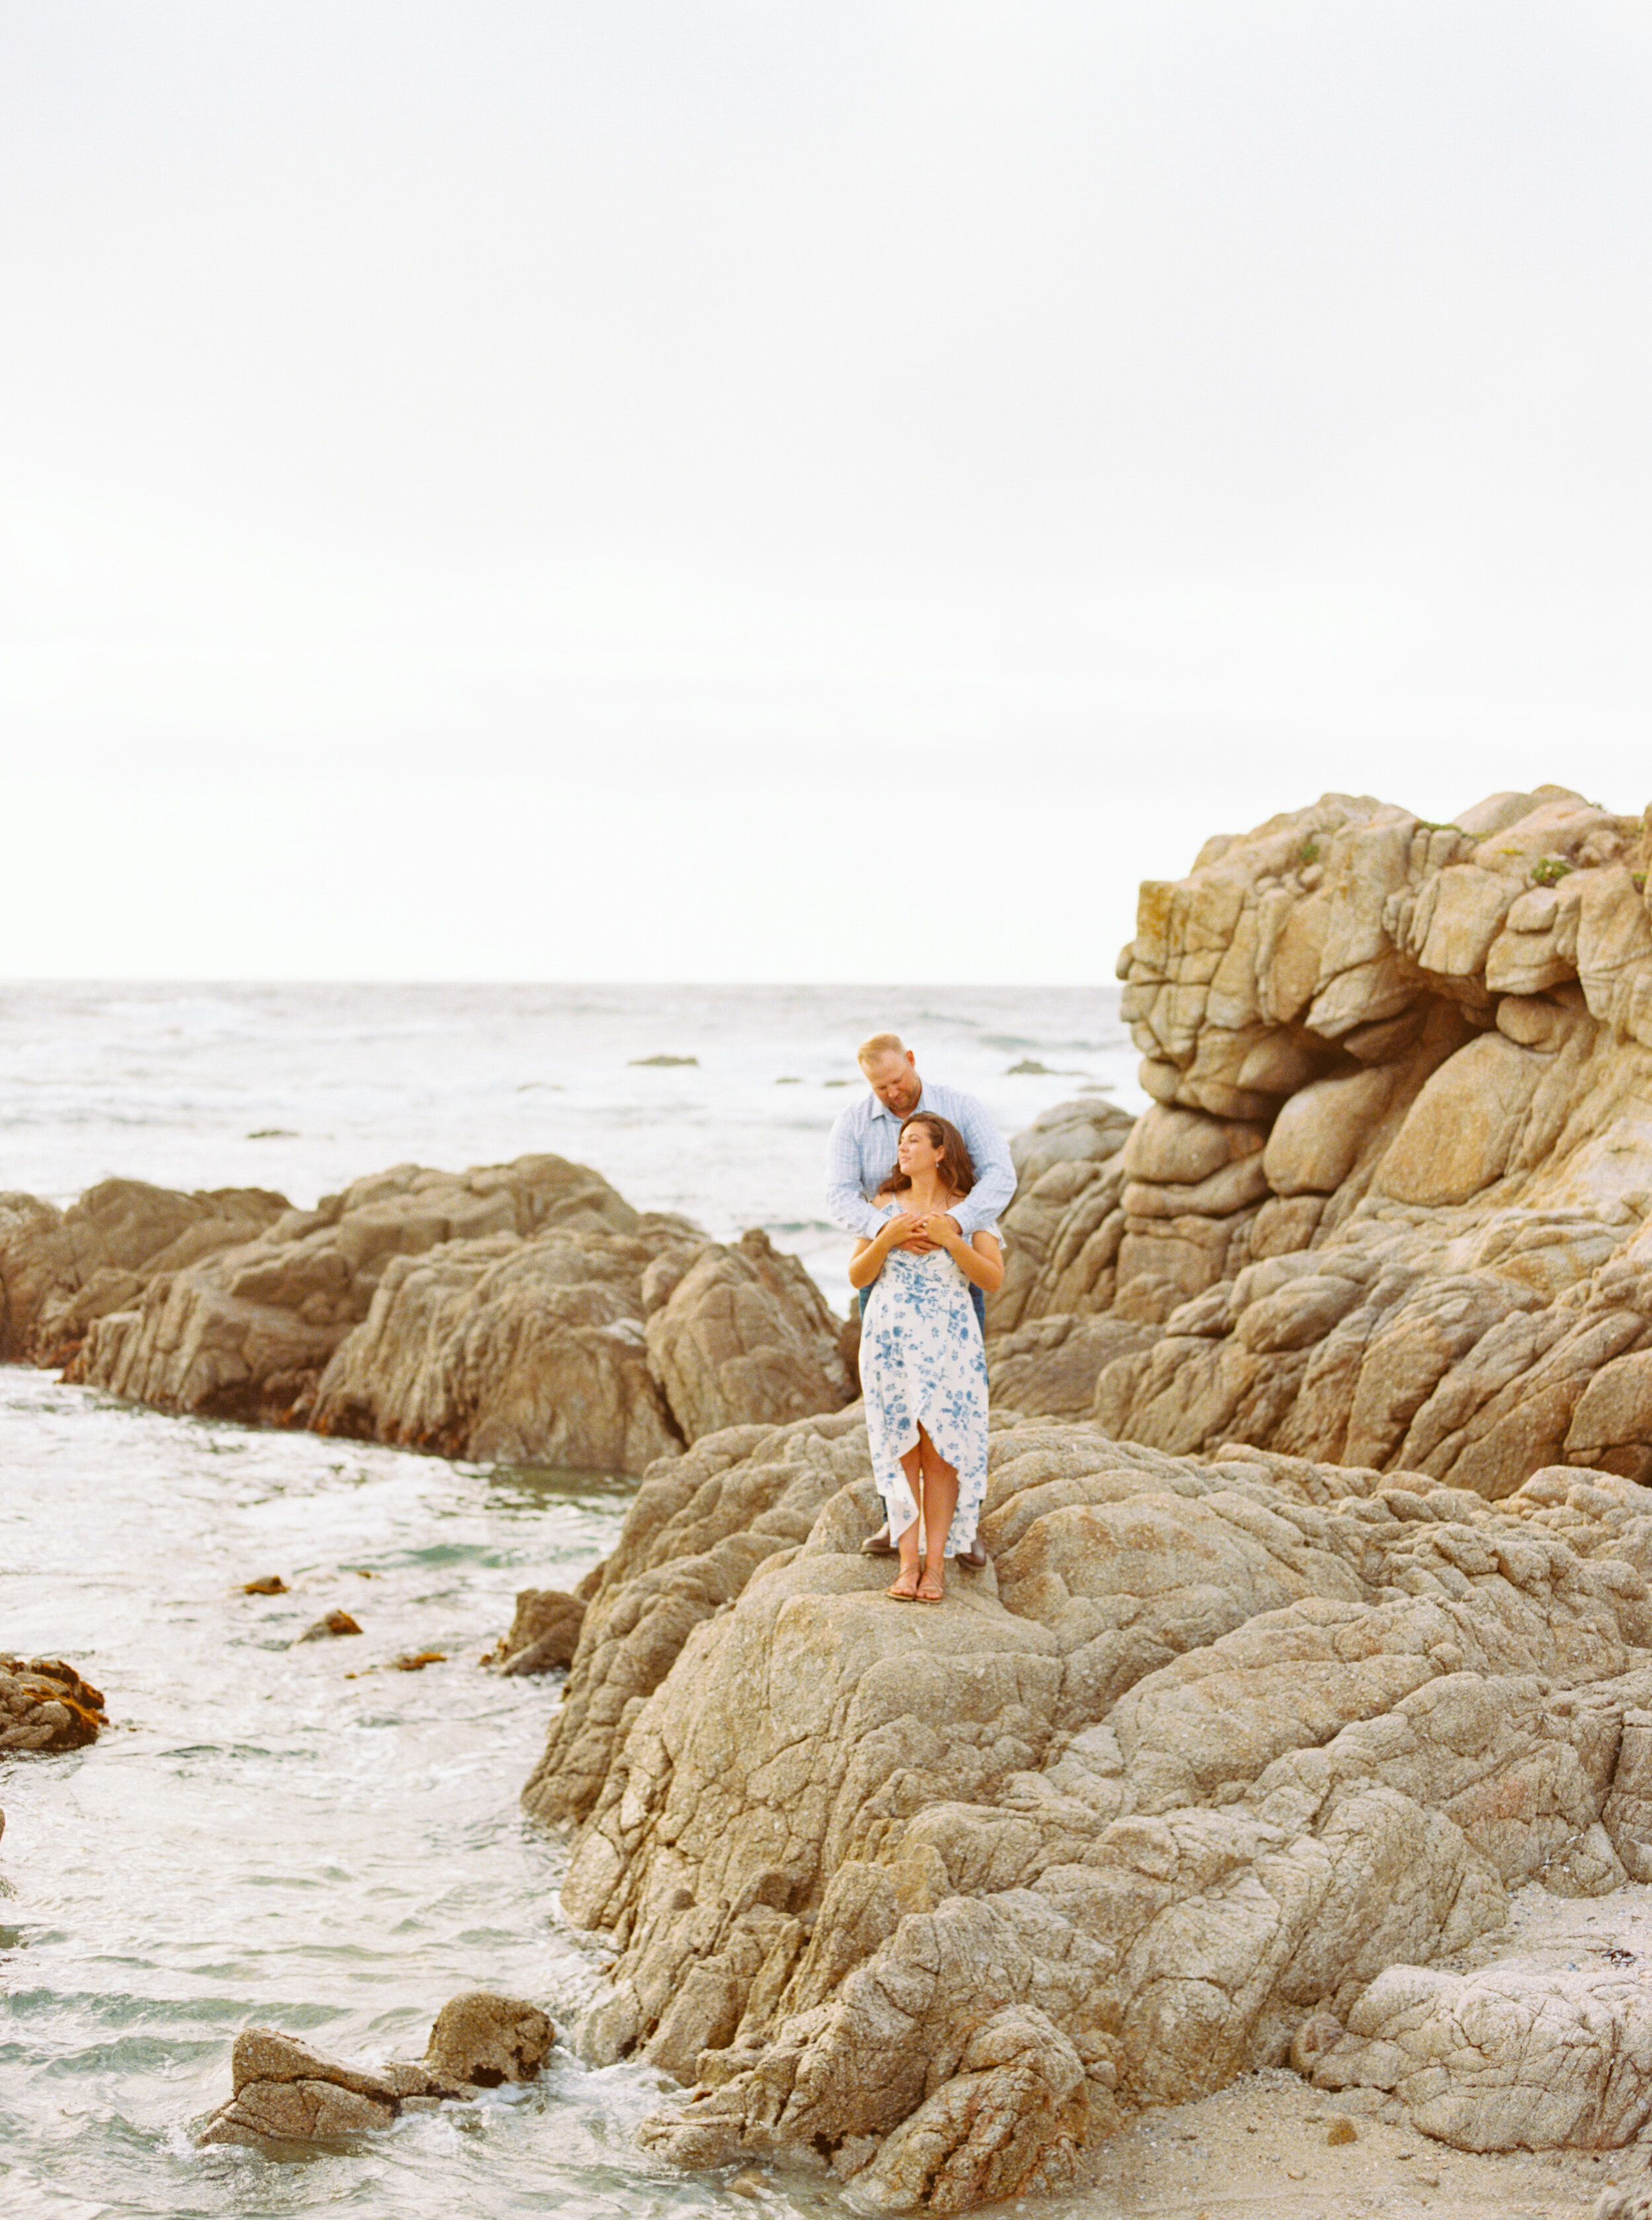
885,1210,936,1251
917,1212,962,1248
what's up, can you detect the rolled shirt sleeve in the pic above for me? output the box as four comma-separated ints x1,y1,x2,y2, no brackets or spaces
826,1101,893,1238
932,1086,1017,1239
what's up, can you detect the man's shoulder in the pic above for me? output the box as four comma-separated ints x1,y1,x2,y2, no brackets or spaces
829,1089,877,1133
923,1078,991,1117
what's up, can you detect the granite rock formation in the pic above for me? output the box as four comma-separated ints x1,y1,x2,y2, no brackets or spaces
0,1180,287,1368
197,1993,554,2147
526,1411,1652,2208
644,1228,854,1442
0,1155,852,1473
985,1096,1149,1418
993,786,1652,1500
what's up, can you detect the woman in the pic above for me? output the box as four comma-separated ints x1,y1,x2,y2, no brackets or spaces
847,1112,1004,1604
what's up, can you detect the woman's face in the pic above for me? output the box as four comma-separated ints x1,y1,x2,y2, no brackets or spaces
897,1122,943,1177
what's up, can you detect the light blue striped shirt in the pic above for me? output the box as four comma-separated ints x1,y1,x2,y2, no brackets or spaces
825,1080,1016,1242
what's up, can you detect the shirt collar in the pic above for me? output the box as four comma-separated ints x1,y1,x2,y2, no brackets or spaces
870,1085,924,1123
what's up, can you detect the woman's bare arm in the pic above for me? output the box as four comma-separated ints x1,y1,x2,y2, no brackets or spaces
848,1213,922,1288
917,1216,1004,1292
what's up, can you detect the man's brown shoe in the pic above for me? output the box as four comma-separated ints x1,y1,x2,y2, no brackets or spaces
860,1525,897,1557
957,1541,989,1571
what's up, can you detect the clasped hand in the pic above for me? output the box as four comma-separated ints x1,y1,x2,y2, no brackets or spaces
887,1210,959,1253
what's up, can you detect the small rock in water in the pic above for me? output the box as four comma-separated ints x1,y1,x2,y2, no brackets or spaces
774,1076,802,1085
391,1650,445,1672
197,1993,555,2147
490,1587,585,1676
1004,1058,1053,1074
628,1053,698,1067
0,1658,107,1751
241,1574,287,1594
297,1610,362,1641
424,1991,554,2088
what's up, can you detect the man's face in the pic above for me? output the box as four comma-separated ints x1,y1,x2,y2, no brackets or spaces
862,1050,921,1118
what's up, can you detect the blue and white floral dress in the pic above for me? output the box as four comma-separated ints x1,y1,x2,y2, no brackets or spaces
860,1203,993,1557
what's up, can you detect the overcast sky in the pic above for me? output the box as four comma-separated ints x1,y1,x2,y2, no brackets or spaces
3,1,1649,981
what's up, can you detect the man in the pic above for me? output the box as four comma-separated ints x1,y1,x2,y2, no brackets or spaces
827,1031,1016,1566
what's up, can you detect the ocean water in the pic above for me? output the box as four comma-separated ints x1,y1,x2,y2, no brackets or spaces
0,981,1136,2219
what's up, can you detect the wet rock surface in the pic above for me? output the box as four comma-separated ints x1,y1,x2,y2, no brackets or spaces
0,1658,107,1751
197,1992,554,2147
526,1409,1652,2208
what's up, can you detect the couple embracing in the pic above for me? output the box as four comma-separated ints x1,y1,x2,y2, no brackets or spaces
825,1033,1015,1604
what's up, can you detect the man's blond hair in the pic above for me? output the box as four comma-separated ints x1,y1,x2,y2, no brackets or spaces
857,1031,907,1068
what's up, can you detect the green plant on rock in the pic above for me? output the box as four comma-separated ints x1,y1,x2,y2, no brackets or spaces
1298,835,1322,869
1530,856,1574,887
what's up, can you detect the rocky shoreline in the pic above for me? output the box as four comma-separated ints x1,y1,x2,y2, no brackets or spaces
524,1408,1652,2207
6,780,1652,2212
0,1154,854,1469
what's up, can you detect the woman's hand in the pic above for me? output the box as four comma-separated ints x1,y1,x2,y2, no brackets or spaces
885,1210,930,1249
850,1210,928,1288
916,1212,962,1249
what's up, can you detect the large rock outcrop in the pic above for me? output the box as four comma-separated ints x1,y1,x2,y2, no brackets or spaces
644,1228,854,1440
983,1099,1153,1419
0,1180,288,1366
0,1155,854,1472
993,786,1652,1500
528,1411,1652,2207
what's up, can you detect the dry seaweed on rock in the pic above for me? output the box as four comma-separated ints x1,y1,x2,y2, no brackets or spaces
0,1658,107,1752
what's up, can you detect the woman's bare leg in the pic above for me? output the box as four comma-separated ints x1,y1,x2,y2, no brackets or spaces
916,1426,957,1600
886,1442,924,1598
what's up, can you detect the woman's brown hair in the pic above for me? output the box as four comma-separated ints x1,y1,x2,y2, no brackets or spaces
876,1113,977,1200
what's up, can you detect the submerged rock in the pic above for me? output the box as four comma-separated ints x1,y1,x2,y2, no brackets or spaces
296,1610,361,1641
526,1411,1652,2206
197,1992,554,2147
0,1658,106,1750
